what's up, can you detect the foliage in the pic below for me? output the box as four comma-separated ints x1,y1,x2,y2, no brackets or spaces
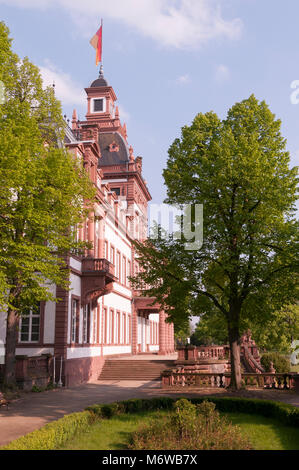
171,398,198,438
129,398,252,450
190,312,228,345
87,396,299,427
175,323,192,346
252,304,299,353
1,411,94,450
131,95,298,388
61,407,299,451
0,23,95,309
261,352,290,373
0,22,95,385
191,303,299,353
4,396,299,450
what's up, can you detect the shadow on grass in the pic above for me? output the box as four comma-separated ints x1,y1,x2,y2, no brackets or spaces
223,412,299,450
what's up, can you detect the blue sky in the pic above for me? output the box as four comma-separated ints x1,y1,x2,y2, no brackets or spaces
1,0,299,205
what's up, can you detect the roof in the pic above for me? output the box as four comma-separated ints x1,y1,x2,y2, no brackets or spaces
90,76,108,87
90,67,109,87
98,132,130,167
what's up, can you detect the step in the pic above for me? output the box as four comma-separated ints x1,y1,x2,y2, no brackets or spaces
99,359,175,381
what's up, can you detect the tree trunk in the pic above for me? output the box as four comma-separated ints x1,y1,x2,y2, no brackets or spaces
4,307,19,388
228,323,242,390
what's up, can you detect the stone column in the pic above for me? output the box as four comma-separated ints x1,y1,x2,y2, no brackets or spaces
158,310,167,355
131,304,138,355
170,323,174,352
54,285,69,385
166,321,169,353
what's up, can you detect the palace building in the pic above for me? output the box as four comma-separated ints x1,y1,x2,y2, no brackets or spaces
0,68,175,388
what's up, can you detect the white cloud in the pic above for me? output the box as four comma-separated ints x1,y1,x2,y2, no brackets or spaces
0,0,243,49
214,64,230,82
118,104,130,122
39,60,85,106
175,74,191,85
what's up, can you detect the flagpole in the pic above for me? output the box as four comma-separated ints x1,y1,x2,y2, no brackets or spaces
100,18,103,76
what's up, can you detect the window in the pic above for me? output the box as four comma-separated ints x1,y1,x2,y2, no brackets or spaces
19,304,40,343
110,245,115,265
103,307,108,344
122,313,126,345
111,187,120,195
104,240,108,259
110,309,114,344
116,251,121,280
117,311,121,344
127,260,131,286
122,256,126,285
93,98,104,112
71,299,78,343
93,306,98,344
83,304,90,344
127,314,131,344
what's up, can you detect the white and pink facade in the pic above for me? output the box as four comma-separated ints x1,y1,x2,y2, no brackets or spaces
0,69,175,387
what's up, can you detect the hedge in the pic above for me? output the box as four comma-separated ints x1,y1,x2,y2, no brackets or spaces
1,410,94,450
86,396,299,428
2,396,299,450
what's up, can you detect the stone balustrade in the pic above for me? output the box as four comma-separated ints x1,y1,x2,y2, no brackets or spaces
82,258,115,276
197,345,228,359
177,345,228,362
161,369,299,391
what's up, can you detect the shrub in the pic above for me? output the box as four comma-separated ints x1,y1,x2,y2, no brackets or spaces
3,396,299,450
1,411,94,450
86,402,125,418
261,352,290,373
171,398,198,438
129,399,252,450
87,396,299,428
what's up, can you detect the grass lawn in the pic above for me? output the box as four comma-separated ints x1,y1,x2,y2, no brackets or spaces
222,412,299,450
60,410,168,451
59,410,299,451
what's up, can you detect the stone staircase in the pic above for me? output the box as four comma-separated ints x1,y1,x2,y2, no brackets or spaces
99,359,176,381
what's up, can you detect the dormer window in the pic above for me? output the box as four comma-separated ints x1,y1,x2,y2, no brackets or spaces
109,141,119,152
91,97,106,113
111,187,120,196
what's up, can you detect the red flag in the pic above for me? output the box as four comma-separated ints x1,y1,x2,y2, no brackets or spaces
90,24,102,66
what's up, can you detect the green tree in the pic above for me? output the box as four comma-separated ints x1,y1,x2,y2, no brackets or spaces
131,95,298,389
252,303,299,353
190,313,228,346
0,22,95,386
191,303,299,353
175,321,191,347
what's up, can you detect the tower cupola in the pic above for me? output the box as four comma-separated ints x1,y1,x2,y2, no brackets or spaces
85,65,117,123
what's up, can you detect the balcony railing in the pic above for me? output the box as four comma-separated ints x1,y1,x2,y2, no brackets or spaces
82,258,115,277
81,258,116,303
